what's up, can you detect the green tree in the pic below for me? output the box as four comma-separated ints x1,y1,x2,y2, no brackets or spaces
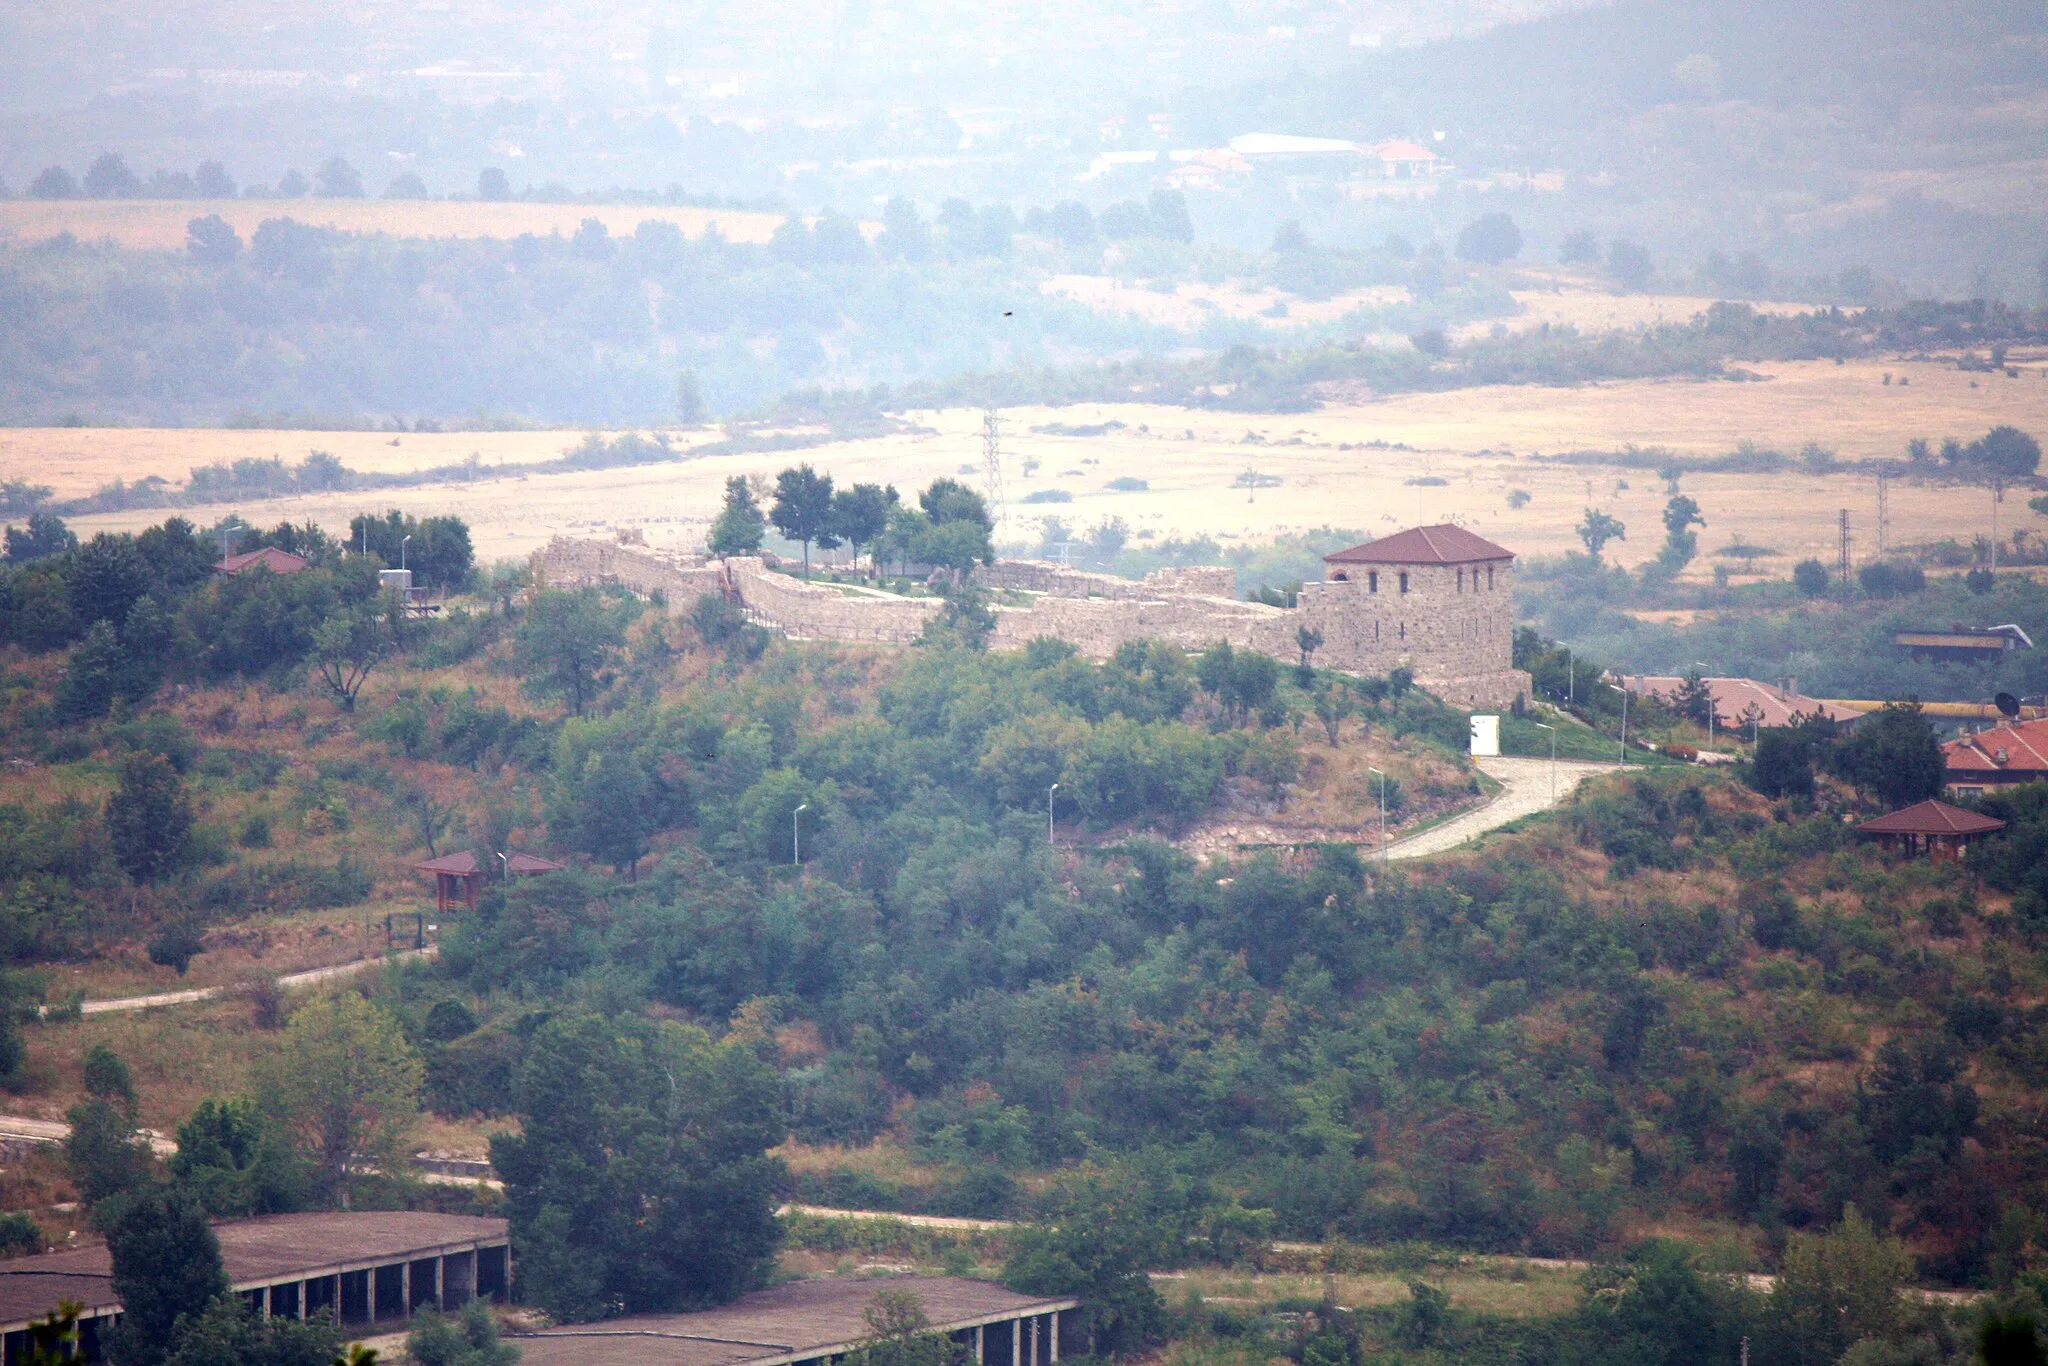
1793,558,1830,597
1294,625,1324,685
770,465,838,579
347,511,473,590
677,370,706,425
1312,685,1354,747
1655,495,1705,575
1003,1167,1167,1358
404,1301,519,1366
83,1044,137,1117
1577,509,1627,560
309,611,385,712
1608,239,1654,292
547,731,656,875
1749,727,1815,799
1830,701,1943,808
513,589,636,717
256,993,424,1208
103,1186,230,1366
171,1099,311,1217
5,513,76,563
161,1293,341,1366
1766,1207,1911,1366
1980,1316,2046,1366
842,1289,953,1366
709,477,766,559
1673,670,1717,729
1967,426,2042,480
56,620,127,721
1455,213,1522,265
106,752,193,890
832,483,896,576
65,1095,153,1208
491,1012,785,1320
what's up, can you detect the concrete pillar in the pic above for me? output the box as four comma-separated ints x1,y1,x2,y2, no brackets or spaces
401,1260,411,1315
974,1326,984,1363
1012,1317,1020,1366
436,1256,445,1308
1049,1313,1059,1364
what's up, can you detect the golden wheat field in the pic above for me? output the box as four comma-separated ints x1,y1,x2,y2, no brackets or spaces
21,354,2048,574
0,197,792,249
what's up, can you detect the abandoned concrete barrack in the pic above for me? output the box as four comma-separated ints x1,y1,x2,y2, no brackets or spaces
0,1212,510,1362
514,1275,1081,1366
537,521,1531,710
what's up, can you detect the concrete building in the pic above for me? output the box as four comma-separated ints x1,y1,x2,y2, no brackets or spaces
0,1212,508,1363
515,1275,1080,1366
1943,716,2048,794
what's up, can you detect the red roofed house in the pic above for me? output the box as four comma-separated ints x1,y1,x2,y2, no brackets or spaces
217,547,311,576
1942,717,2048,795
1857,800,2006,860
1623,676,1864,733
1299,524,1531,709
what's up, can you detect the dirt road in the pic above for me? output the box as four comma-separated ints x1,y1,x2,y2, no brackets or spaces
1383,756,1613,861
58,948,437,1018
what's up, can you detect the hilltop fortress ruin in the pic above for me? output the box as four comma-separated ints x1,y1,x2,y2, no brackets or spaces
536,523,1531,709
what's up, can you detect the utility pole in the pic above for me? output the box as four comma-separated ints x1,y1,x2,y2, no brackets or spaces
1837,509,1851,591
1367,766,1388,865
1048,783,1059,845
1993,478,2004,574
792,803,809,866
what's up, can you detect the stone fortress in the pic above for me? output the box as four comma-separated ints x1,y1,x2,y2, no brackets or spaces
536,522,1531,709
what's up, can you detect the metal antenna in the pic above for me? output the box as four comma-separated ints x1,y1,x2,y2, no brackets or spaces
1837,509,1851,585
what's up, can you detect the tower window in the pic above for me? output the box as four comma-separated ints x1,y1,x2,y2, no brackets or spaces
1487,565,1495,590
1457,567,1465,592
1398,571,1409,594
1368,570,1378,593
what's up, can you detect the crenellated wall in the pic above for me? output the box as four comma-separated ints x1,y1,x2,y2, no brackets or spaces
535,540,1529,708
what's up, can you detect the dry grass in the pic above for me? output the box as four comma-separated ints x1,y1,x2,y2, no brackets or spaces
774,1140,954,1189
1158,1265,1584,1319
38,354,2048,575
0,199,790,252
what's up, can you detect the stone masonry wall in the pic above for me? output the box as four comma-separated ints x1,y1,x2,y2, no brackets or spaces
538,539,1528,708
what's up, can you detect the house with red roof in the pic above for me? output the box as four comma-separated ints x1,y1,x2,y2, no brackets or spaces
1943,717,2048,795
216,546,310,576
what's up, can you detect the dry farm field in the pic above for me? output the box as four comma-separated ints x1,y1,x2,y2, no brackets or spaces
0,198,792,249
19,354,2048,578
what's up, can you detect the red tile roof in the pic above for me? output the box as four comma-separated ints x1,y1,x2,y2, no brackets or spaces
1324,524,1513,566
414,850,482,876
1625,676,1862,729
216,547,311,576
505,853,566,875
1943,717,2048,778
1857,800,2006,837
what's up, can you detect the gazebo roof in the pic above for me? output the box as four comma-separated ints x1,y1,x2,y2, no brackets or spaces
1324,524,1514,566
1857,800,2006,837
504,853,566,875
413,850,482,876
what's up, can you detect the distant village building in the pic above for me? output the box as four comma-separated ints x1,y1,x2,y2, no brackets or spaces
1942,716,2048,794
536,522,1531,709
1621,676,1863,731
1896,623,2033,663
1857,799,2006,860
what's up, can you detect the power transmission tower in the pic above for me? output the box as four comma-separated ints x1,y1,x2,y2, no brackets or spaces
982,406,1004,532
1838,509,1852,586
1875,470,1889,554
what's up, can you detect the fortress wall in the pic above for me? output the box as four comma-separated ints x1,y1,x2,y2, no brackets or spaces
731,561,941,644
538,538,1527,707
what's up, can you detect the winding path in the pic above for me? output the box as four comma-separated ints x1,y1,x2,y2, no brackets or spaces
1382,756,1615,861
54,947,437,1018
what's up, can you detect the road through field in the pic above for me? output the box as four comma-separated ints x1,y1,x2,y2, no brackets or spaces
49,947,436,1018
1383,756,1614,861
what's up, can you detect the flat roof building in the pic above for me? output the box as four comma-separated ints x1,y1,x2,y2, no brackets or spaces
515,1276,1081,1366
0,1212,508,1364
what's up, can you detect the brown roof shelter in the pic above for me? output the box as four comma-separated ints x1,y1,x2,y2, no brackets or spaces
0,1212,508,1361
515,1275,1082,1366
1322,523,1514,567
413,850,566,913
1857,800,2006,860
216,547,312,576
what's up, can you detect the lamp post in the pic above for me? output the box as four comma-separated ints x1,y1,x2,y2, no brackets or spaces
1607,682,1630,765
1534,722,1556,802
401,533,411,573
1695,661,1716,741
1565,645,1574,705
1366,765,1387,865
1048,783,1059,845
793,803,809,866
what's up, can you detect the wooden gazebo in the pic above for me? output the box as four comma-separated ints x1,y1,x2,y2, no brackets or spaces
413,850,568,913
1857,800,2006,861
414,851,483,913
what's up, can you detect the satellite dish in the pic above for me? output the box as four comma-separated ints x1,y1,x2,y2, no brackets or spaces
1995,691,2021,719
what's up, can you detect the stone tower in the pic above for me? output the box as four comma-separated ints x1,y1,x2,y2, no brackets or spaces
1294,524,1531,709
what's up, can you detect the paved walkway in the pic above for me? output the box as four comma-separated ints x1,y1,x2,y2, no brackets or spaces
56,947,437,1018
1383,756,1614,861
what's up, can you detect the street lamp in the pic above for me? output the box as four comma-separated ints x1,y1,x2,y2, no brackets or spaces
401,533,411,572
1366,766,1388,865
1607,682,1630,765
793,803,809,866
1565,645,1574,705
1534,722,1556,802
1048,783,1059,845
1694,661,1716,742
